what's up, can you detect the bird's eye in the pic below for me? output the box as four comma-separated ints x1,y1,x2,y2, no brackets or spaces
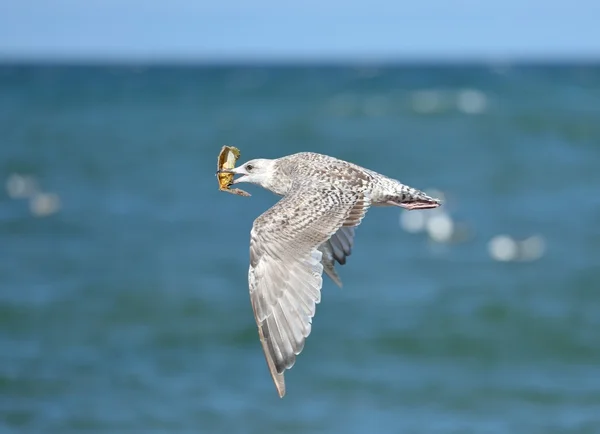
246,164,254,171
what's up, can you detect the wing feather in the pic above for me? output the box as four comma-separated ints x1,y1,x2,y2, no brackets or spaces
319,224,358,286
248,181,371,397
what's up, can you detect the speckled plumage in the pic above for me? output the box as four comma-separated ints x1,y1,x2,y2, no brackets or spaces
222,152,441,397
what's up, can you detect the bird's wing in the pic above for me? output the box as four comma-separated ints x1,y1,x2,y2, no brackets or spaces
319,226,356,287
317,242,343,287
249,181,371,397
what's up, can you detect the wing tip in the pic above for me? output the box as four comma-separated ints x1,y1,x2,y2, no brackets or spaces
323,266,343,288
273,373,286,398
258,324,288,398
267,356,286,398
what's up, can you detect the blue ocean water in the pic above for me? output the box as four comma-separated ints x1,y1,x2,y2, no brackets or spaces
1,64,599,433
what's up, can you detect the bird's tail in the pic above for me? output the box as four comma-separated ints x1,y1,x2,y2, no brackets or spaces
385,183,441,210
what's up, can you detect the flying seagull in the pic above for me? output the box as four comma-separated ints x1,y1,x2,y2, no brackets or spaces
217,152,441,397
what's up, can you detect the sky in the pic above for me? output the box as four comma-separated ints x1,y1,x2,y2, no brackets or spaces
1,0,599,62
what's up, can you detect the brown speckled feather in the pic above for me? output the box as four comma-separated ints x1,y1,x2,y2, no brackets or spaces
249,180,370,397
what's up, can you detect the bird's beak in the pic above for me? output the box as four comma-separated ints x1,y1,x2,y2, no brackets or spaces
216,167,244,184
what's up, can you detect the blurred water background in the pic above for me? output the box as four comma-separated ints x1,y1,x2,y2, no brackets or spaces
1,64,600,433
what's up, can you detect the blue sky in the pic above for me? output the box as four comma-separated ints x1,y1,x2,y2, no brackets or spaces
1,0,599,61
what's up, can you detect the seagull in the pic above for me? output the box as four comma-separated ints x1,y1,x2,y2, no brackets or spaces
217,152,441,397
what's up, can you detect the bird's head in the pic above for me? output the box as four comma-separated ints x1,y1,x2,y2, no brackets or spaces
217,158,276,188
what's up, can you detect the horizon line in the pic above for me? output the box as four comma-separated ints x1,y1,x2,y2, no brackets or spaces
1,54,599,67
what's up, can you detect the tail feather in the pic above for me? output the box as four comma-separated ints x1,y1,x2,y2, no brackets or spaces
387,184,441,210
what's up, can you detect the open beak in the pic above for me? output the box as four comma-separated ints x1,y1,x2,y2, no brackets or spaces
216,167,243,185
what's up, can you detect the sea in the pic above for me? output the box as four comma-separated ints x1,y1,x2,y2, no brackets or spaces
1,63,599,434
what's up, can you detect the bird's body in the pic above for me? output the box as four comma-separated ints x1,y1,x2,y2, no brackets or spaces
248,152,434,207
218,151,441,397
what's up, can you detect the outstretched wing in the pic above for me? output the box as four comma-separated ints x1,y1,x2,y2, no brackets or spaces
249,181,370,397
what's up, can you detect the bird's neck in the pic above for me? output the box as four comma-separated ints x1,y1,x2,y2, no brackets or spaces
260,160,294,196
262,175,293,196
